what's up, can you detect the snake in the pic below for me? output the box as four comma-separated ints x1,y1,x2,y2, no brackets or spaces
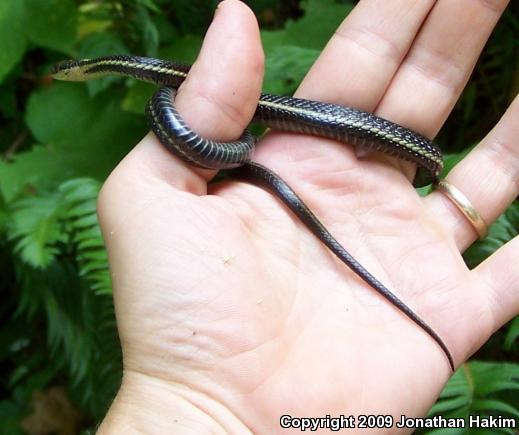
52,55,453,371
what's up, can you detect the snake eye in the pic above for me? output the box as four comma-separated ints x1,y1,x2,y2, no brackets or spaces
51,60,74,75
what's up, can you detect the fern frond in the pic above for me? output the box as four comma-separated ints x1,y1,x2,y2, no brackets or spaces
7,194,68,268
464,201,519,268
426,362,519,434
58,178,112,296
9,177,121,418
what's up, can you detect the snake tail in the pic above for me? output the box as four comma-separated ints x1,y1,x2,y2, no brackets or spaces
231,162,455,372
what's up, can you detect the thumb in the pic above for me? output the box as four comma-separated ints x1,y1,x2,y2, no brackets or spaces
98,0,264,222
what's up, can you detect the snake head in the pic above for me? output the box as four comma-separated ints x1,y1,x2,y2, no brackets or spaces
51,59,93,81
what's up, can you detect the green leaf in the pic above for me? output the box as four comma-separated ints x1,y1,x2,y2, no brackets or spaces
0,146,70,203
260,0,353,58
428,361,519,425
27,83,100,146
136,4,159,56
60,178,101,201
470,362,519,396
8,194,67,268
78,31,129,59
504,316,519,350
282,0,353,50
0,400,24,435
260,0,354,95
59,177,112,296
441,149,473,177
137,0,161,14
0,2,26,82
472,399,519,418
462,83,477,122
159,34,203,64
24,0,77,54
73,214,99,229
0,196,8,234
122,81,156,114
425,429,466,435
264,45,320,94
429,396,470,414
9,179,119,411
153,13,179,45
464,201,519,268
25,82,146,183
66,201,97,219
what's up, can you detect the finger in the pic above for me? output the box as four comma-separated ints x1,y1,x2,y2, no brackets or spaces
376,0,509,136
255,0,437,184
471,236,519,344
370,0,509,185
296,0,436,109
100,0,263,206
175,0,263,153
425,94,519,249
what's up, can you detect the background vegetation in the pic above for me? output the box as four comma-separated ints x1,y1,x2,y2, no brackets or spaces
0,0,517,433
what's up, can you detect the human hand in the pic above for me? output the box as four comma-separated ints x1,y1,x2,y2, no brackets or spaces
97,0,518,433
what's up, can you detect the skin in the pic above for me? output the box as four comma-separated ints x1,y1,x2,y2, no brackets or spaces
96,0,518,433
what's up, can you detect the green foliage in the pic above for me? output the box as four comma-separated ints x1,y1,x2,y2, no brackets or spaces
7,177,112,297
3,177,120,424
437,9,518,152
0,83,144,202
464,202,519,269
24,0,77,53
0,0,76,81
421,362,519,435
0,2,26,82
59,179,112,296
0,0,517,432
8,194,66,268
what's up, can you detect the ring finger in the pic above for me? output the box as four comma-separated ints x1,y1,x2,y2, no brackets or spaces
425,94,519,250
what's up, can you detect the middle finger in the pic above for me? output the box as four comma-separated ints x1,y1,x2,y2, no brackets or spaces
376,0,509,137
296,0,436,109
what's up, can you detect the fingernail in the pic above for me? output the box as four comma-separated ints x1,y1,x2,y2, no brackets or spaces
215,0,226,14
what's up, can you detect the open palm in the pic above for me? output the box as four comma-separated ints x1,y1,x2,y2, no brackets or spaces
97,0,518,433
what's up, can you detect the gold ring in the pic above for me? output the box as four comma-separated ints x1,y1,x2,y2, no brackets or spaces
435,179,487,239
